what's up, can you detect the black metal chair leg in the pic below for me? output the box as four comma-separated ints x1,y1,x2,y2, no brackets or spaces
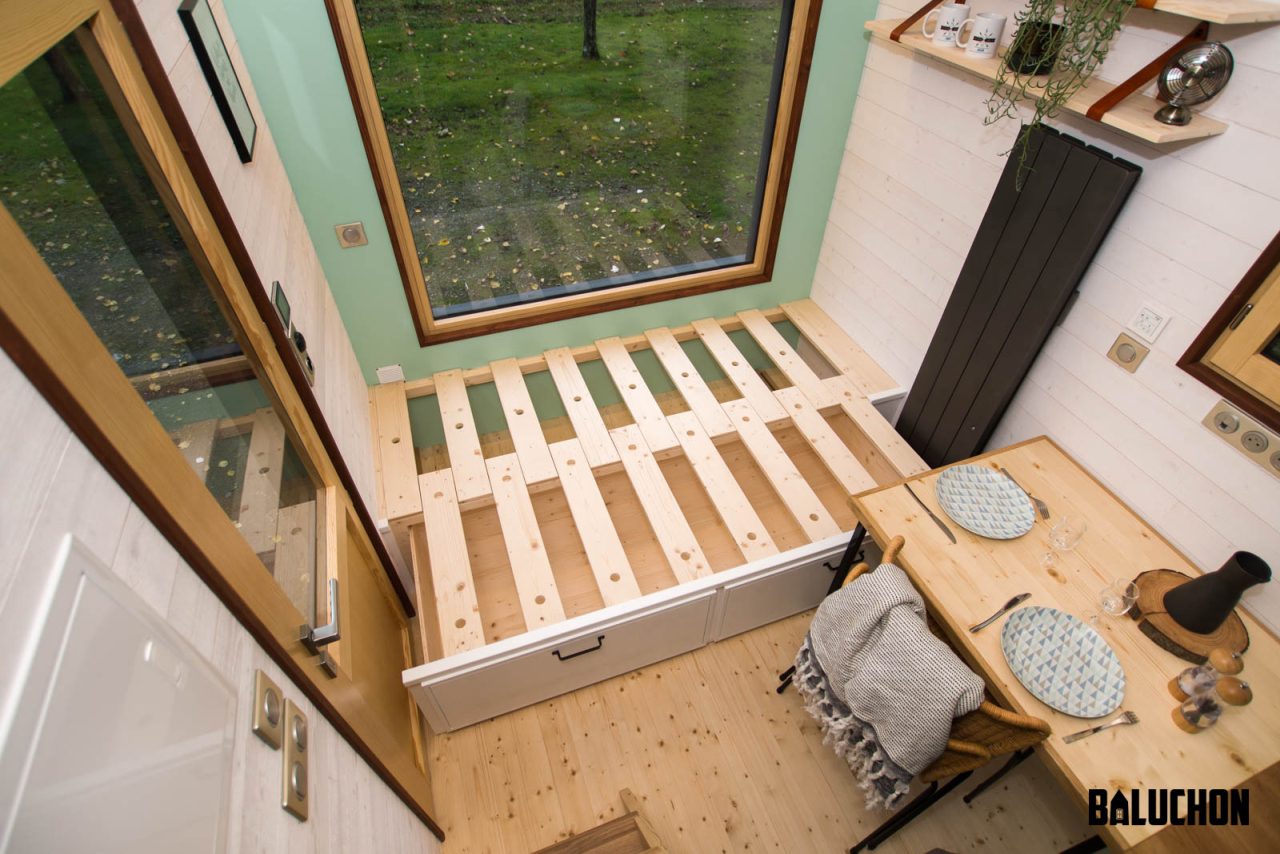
850,771,973,853
962,747,1033,804
1059,835,1105,854
776,665,796,694
826,523,867,595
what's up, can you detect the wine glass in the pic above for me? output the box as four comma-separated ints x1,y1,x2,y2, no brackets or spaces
1090,579,1138,625
1039,515,1087,571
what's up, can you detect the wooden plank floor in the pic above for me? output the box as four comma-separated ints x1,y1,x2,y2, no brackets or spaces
426,612,1096,854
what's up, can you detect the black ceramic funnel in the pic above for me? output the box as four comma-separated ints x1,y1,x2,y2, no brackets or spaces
1164,551,1271,635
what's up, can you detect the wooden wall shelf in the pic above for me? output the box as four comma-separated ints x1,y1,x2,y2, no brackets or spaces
865,18,1229,145
1142,0,1280,25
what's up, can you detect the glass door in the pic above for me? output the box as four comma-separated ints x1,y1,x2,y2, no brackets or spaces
0,0,437,829
0,31,325,623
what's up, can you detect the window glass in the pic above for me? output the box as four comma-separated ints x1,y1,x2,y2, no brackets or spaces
0,35,319,619
355,0,792,317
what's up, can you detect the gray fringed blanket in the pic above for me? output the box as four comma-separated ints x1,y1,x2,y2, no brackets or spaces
794,563,984,811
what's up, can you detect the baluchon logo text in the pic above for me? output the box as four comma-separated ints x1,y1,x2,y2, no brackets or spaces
1088,788,1248,826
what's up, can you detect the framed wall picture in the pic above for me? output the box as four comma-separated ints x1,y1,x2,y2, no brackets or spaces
178,0,256,162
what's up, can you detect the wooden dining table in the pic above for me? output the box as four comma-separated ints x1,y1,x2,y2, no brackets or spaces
849,436,1280,852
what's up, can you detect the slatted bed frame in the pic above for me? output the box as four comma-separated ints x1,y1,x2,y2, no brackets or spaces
372,300,927,731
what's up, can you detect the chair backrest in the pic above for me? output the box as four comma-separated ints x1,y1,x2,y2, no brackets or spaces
921,700,1051,783
834,533,1050,783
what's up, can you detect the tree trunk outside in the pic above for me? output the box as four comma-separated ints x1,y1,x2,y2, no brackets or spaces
583,0,600,59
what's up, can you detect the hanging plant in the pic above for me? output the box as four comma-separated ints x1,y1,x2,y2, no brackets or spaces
986,0,1136,185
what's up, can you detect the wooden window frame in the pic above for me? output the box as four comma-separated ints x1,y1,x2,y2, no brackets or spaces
0,0,441,836
324,0,824,345
1180,230,1280,433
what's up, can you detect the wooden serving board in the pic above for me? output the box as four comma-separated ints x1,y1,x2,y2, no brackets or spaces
1130,568,1250,664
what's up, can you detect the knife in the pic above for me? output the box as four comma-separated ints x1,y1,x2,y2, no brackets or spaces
903,482,957,544
969,592,1032,633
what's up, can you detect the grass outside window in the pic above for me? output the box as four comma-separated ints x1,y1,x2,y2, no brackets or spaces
331,0,819,342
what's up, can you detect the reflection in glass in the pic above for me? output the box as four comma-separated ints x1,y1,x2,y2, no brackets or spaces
0,34,318,619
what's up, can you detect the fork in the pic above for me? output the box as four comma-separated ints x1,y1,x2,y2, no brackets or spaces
1000,466,1050,520
1062,711,1139,743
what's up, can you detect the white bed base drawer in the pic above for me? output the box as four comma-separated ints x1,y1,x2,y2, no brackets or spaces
405,537,847,732
711,550,839,641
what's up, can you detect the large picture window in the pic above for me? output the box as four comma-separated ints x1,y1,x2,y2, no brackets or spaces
328,0,819,343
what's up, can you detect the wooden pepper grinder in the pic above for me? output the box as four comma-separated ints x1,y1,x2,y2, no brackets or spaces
1168,647,1244,701
1172,675,1253,733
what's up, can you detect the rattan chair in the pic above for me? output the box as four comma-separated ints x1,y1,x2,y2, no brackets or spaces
776,535,1051,853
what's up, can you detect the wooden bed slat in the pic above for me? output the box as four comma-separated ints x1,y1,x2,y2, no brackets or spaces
691,317,789,424
644,326,736,438
548,438,642,607
490,358,557,485
739,308,838,409
544,347,621,469
173,419,217,482
596,337,679,453
720,399,842,542
417,468,486,655
434,368,491,503
611,424,711,583
831,377,929,479
780,299,898,396
238,409,287,554
774,387,878,496
486,454,567,629
371,381,422,520
668,411,778,562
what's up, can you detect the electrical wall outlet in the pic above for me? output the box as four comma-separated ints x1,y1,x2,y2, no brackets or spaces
1202,400,1280,480
281,699,309,821
335,221,368,248
251,670,283,749
1127,304,1170,343
1107,332,1149,373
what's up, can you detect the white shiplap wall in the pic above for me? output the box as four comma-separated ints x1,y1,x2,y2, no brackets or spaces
0,351,437,851
813,1,1280,631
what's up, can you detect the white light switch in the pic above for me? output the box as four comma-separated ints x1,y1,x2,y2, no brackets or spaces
1127,304,1170,343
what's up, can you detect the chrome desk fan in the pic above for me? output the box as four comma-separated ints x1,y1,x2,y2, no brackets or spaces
1155,42,1234,126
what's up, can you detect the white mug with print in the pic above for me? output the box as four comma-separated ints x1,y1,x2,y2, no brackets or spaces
957,12,1007,59
921,3,970,47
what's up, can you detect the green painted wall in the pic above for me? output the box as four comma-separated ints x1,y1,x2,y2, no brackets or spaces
222,0,873,385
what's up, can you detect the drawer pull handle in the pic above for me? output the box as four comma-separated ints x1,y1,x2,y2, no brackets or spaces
552,635,605,661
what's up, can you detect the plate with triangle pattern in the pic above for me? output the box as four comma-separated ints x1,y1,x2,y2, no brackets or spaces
935,464,1035,539
1001,606,1126,719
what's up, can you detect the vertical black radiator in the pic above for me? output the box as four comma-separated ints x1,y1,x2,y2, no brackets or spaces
896,126,1141,466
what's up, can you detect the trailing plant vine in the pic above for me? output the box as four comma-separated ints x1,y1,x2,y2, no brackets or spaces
986,0,1135,185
